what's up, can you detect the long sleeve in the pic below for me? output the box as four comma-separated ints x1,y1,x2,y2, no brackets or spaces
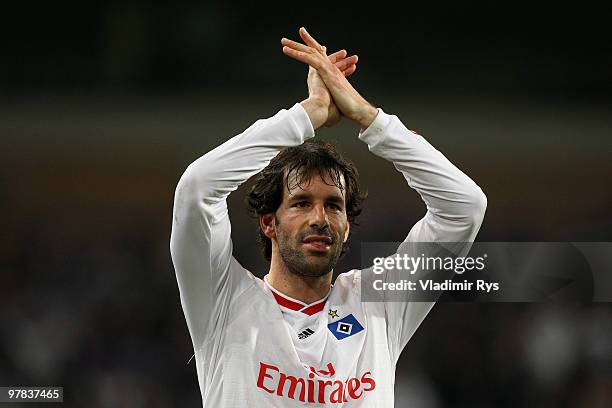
358,109,487,362
170,103,314,345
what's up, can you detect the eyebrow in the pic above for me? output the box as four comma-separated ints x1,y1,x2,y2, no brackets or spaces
288,192,345,205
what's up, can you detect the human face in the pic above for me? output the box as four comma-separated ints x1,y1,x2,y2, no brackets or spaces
272,170,350,278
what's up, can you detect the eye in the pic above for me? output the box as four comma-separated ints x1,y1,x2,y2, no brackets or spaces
326,203,342,211
293,201,310,208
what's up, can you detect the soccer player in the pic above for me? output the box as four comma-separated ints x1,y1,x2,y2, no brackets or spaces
170,28,486,407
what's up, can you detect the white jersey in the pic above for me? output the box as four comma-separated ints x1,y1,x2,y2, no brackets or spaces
170,104,486,407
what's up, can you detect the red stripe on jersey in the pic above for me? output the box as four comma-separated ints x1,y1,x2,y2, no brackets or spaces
271,290,326,315
271,291,304,312
301,301,326,316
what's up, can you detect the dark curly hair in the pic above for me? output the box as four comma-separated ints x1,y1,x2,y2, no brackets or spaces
246,139,367,261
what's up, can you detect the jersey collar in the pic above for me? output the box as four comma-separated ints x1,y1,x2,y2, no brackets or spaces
264,275,330,316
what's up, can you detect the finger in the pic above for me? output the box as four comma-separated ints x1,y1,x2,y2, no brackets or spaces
328,49,347,64
281,37,310,53
341,62,356,76
334,55,358,72
342,64,357,77
282,46,322,69
299,27,325,52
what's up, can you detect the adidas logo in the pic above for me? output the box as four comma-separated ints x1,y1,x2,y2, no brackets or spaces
297,328,315,340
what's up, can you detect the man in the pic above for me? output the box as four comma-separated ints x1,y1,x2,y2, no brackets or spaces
170,27,486,407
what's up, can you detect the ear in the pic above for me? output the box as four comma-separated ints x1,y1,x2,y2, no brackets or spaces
343,222,350,243
259,213,276,240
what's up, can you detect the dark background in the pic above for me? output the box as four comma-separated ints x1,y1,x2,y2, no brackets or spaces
2,2,611,407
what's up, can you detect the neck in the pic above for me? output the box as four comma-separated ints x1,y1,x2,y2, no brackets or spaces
267,248,333,304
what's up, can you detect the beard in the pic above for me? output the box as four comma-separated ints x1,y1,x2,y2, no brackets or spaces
275,219,344,278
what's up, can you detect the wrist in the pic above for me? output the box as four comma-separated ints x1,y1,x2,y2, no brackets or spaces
300,97,328,130
355,104,379,129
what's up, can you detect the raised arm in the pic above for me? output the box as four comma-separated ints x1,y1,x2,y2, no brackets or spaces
170,49,358,345
359,112,487,243
358,110,486,360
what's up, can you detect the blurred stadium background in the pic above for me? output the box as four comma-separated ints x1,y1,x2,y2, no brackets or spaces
2,2,611,407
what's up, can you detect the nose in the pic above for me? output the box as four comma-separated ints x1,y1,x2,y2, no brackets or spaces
309,203,329,229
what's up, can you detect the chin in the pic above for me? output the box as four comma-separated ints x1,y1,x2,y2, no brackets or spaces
305,250,330,258
298,268,332,278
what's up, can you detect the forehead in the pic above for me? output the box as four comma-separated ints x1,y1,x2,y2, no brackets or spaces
283,168,346,199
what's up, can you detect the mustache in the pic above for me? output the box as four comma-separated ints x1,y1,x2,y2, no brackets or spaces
298,227,334,242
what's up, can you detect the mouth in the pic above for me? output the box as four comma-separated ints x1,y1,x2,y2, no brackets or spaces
302,235,333,252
